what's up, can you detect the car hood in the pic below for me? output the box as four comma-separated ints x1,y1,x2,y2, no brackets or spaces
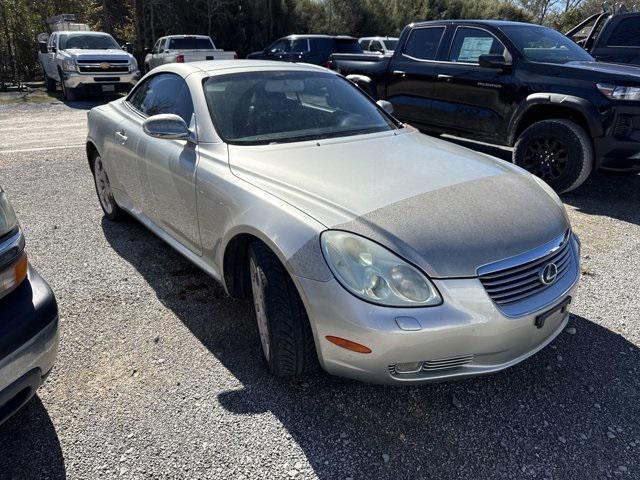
565,60,640,83
228,128,569,278
61,49,132,62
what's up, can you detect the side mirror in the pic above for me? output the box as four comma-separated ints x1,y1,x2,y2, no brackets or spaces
144,47,151,55
39,42,48,54
143,114,191,140
377,99,394,115
478,54,511,70
49,46,57,53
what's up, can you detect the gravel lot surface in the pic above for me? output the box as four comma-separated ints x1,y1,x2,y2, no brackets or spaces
0,100,638,480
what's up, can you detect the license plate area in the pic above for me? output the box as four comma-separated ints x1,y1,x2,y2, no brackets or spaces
101,84,115,92
535,296,571,329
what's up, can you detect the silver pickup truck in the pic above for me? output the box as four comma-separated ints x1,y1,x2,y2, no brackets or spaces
39,31,140,101
144,35,236,72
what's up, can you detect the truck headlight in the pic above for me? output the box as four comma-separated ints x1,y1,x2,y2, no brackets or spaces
597,83,640,101
62,59,77,72
129,57,138,72
320,230,442,307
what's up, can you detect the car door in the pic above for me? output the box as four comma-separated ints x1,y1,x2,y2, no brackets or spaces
129,73,201,254
427,25,514,141
385,25,447,127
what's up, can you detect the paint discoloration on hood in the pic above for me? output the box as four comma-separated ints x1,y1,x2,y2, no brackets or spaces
229,128,569,277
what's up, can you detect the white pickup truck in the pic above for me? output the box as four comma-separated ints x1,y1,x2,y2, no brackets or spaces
38,31,140,101
143,35,237,72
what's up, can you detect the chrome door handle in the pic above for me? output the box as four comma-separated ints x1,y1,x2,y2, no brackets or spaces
115,130,128,143
438,74,453,81
392,70,406,75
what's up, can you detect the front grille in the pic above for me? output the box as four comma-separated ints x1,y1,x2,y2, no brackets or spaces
479,234,573,307
78,65,129,73
388,355,474,376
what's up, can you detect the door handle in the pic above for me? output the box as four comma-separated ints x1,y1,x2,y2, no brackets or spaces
115,130,128,143
437,74,453,81
392,70,406,75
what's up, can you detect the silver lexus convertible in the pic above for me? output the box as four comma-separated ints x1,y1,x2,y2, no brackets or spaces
87,60,580,384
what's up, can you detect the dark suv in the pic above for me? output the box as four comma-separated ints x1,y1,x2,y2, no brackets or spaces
247,35,362,66
331,20,640,192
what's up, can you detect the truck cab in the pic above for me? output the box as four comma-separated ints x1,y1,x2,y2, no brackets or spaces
566,10,640,66
39,30,140,101
143,35,237,72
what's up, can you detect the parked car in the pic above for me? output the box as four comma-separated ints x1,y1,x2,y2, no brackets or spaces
144,35,237,72
359,36,399,54
0,186,59,425
86,60,580,385
331,20,640,192
38,30,140,101
566,9,640,66
246,35,362,66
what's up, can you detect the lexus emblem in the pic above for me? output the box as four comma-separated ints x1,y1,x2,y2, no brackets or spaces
539,262,558,285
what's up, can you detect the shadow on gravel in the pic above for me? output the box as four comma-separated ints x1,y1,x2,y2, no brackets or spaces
102,217,639,480
0,396,66,478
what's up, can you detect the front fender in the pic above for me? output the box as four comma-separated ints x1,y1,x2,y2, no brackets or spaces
509,93,605,145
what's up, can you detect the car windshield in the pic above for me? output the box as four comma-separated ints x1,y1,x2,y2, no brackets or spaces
499,25,594,64
203,71,397,145
59,33,120,50
168,37,214,50
383,39,398,50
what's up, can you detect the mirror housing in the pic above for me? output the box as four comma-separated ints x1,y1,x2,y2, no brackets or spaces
479,54,511,70
143,114,192,141
377,99,394,115
49,46,57,53
144,47,151,55
38,42,49,54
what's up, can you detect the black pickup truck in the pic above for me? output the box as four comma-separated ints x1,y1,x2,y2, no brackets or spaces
566,10,640,66
330,20,640,193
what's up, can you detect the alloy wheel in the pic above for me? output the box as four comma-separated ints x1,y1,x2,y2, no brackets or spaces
521,137,569,182
94,157,115,215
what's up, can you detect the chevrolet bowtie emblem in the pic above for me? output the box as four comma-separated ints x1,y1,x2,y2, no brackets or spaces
99,62,110,70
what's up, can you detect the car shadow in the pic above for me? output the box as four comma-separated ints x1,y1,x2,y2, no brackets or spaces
438,134,640,226
102,217,638,479
0,395,66,478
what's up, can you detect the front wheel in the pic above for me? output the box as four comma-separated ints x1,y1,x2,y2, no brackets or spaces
513,119,593,193
91,153,123,221
249,242,318,379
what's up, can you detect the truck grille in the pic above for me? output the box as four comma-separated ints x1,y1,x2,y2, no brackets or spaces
479,233,574,307
77,59,129,73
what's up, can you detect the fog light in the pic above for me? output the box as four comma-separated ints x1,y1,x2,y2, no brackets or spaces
394,361,423,374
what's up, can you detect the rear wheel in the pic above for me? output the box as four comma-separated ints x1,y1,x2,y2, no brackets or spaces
513,119,593,193
91,153,123,221
249,241,318,379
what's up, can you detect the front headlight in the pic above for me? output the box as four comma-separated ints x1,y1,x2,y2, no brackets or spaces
129,57,138,72
0,189,18,238
320,230,442,307
597,83,640,101
62,59,77,72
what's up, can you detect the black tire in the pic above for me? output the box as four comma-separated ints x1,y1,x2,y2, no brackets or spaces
513,119,593,193
59,69,79,101
91,153,124,221
45,74,56,92
249,241,319,379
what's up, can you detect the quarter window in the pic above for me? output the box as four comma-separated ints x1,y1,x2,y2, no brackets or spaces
606,18,640,47
128,73,194,124
403,27,445,61
448,27,506,63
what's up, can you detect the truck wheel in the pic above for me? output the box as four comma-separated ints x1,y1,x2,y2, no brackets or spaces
45,75,56,92
91,153,123,221
62,82,78,101
513,119,593,193
248,241,318,379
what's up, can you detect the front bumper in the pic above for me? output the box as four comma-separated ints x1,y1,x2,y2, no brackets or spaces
0,266,59,425
62,71,140,92
296,245,580,385
595,104,640,166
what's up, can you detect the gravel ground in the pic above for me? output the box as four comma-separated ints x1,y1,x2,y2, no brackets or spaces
0,101,638,480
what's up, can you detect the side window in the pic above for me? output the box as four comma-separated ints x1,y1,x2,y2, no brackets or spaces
152,39,160,54
360,39,371,51
606,18,640,47
269,40,288,53
128,73,194,124
159,39,167,53
288,39,309,53
403,27,445,60
49,34,57,48
370,40,383,52
448,27,506,63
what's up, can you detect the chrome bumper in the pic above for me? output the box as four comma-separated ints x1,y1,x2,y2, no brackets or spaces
63,71,140,89
296,255,580,385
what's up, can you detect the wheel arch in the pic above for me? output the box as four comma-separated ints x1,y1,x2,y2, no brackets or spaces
509,94,603,146
86,140,100,172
